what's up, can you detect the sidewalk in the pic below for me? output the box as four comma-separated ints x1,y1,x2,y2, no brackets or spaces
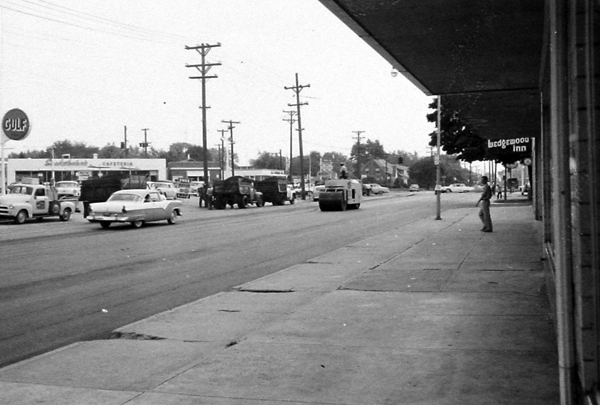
0,197,559,405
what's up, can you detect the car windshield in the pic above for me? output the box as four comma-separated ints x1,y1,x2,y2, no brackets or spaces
152,183,170,188
108,193,143,202
8,185,33,195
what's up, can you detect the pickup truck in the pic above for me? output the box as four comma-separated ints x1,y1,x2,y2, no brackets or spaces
0,183,76,224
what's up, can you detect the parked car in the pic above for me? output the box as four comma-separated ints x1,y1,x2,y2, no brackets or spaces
409,184,420,192
55,181,80,198
86,189,182,229
189,181,204,196
147,181,178,199
441,183,474,193
370,184,390,194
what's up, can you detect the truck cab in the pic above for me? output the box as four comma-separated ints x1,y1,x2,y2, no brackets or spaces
0,184,75,224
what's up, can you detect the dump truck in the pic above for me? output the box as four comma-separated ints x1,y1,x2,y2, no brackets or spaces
212,176,264,209
255,177,295,206
0,183,76,224
318,179,363,211
80,175,147,217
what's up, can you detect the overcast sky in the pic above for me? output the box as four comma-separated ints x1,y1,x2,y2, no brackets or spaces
0,0,435,165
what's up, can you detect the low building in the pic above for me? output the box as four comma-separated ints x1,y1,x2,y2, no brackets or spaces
7,157,167,184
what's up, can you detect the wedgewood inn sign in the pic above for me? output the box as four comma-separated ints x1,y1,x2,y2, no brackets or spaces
487,137,532,153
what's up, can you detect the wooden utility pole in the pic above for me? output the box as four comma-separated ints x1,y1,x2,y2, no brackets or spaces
285,73,310,199
283,110,297,180
140,128,150,158
218,128,228,180
222,120,240,177
352,130,365,179
186,42,221,209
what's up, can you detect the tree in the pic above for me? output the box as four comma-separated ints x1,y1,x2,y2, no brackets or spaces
290,151,321,177
426,98,487,163
251,151,284,170
98,144,124,158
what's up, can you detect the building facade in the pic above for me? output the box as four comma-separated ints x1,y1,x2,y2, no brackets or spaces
7,157,167,184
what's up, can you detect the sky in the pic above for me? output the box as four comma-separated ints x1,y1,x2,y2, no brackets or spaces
0,0,435,166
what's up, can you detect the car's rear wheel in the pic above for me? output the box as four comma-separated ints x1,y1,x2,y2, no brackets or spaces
167,210,177,224
131,220,144,228
59,208,71,221
100,221,111,229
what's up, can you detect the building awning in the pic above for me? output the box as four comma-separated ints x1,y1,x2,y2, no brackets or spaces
318,0,545,141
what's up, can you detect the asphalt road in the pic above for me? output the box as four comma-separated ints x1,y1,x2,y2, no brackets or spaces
0,191,473,367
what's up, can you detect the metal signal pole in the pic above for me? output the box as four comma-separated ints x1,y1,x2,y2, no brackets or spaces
186,42,221,209
435,96,442,220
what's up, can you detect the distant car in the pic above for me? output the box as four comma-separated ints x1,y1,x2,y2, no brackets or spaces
362,183,373,196
441,183,474,193
189,181,204,196
86,189,183,229
148,181,178,200
312,184,326,201
55,181,80,198
370,184,390,194
409,184,420,192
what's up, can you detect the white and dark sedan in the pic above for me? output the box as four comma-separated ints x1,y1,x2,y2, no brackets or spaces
441,183,475,193
87,189,183,229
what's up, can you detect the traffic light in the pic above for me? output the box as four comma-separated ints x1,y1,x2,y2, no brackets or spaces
120,142,126,149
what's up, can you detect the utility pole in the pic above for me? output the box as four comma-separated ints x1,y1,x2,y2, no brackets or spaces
222,120,240,176
218,129,228,180
283,110,297,181
279,149,283,171
186,42,221,209
285,73,310,199
140,128,150,158
122,126,128,158
353,130,365,179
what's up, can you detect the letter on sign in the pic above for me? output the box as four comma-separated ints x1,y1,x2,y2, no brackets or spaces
2,109,31,141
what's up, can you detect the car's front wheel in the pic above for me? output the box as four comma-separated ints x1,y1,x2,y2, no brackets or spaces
14,210,27,224
131,220,144,228
100,221,111,229
167,210,177,224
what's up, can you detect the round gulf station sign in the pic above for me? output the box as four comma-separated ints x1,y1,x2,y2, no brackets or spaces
3,108,31,141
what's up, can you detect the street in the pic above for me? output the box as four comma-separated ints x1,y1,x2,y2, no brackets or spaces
0,191,474,367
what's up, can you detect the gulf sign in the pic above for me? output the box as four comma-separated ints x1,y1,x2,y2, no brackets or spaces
3,108,30,141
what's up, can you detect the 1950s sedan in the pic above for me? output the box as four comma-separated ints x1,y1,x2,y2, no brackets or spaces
87,189,182,229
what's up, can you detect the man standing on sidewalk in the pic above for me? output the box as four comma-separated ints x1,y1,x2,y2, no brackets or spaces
476,175,493,232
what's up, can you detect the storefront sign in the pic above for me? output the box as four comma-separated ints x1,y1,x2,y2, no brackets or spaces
487,137,531,152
